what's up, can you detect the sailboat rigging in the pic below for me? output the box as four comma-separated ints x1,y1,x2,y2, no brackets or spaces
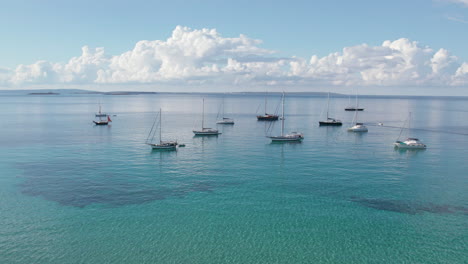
146,108,177,150
267,92,304,142
345,89,364,111
193,98,221,135
95,102,107,117
257,91,279,121
319,92,342,126
394,112,426,149
216,96,234,124
347,94,368,132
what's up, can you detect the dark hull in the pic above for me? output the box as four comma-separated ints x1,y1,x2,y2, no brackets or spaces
257,116,279,121
345,108,364,111
93,121,109,125
319,121,343,126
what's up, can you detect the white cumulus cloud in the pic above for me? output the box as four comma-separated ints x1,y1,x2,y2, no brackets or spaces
4,26,468,89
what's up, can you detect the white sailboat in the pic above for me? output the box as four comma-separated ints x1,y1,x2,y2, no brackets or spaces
319,92,342,126
146,109,177,150
193,98,221,135
95,102,107,117
394,112,426,149
267,92,304,142
347,94,368,132
216,96,234,124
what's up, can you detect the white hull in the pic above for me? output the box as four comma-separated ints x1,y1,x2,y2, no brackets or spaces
394,139,426,149
269,132,304,142
394,143,426,149
348,124,368,132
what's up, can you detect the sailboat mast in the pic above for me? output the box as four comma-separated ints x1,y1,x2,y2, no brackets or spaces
159,108,162,144
281,92,285,136
202,98,205,129
326,92,330,119
354,89,359,124
265,91,267,114
222,96,225,118
408,112,412,137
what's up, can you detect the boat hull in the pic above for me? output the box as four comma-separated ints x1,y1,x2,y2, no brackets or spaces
394,142,426,149
345,108,364,111
257,115,279,121
93,121,109,125
150,145,177,150
216,121,234,124
319,121,342,126
347,125,368,132
193,130,221,135
269,136,303,142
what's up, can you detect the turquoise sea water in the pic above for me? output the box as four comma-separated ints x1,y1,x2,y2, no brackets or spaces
0,93,467,263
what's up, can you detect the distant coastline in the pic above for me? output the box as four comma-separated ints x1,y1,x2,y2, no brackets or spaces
28,92,60,95
0,89,467,100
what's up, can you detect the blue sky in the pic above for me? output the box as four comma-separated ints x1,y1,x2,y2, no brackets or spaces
0,0,467,94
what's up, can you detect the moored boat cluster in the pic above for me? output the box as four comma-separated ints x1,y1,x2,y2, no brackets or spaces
93,93,426,150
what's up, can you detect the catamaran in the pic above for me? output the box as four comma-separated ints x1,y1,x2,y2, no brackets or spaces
319,92,342,126
146,109,177,150
216,96,234,124
257,92,279,121
193,98,221,135
268,92,304,142
394,112,426,149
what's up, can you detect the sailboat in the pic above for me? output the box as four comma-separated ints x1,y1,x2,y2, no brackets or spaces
193,98,221,135
216,96,234,124
257,92,279,121
347,94,367,132
93,115,111,125
95,102,108,117
267,92,304,142
146,109,177,150
319,92,342,126
394,112,426,149
345,91,364,111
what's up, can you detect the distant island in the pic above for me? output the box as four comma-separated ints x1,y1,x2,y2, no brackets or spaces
104,91,158,95
28,92,60,95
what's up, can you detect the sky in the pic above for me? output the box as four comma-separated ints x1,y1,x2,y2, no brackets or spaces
0,0,467,95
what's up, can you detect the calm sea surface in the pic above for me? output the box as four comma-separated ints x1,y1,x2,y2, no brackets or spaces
0,93,467,263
